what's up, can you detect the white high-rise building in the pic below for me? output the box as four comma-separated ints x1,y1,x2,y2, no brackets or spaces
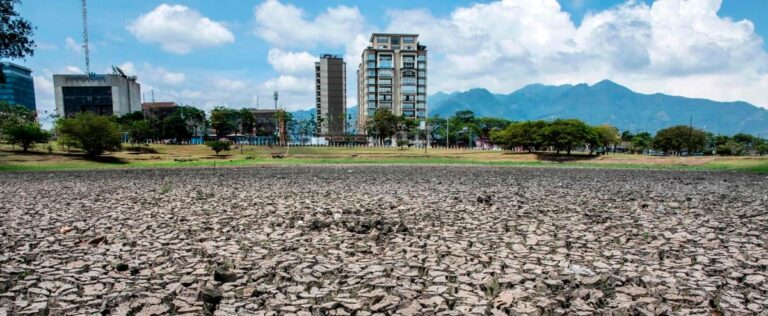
357,33,427,132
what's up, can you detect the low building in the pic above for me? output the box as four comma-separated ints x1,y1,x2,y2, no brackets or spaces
0,62,36,111
250,109,278,136
54,73,141,117
142,102,177,119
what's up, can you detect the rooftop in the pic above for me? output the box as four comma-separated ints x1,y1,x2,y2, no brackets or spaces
369,33,419,42
0,62,33,73
142,102,177,110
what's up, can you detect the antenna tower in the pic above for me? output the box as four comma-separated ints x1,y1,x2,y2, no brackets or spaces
81,0,90,74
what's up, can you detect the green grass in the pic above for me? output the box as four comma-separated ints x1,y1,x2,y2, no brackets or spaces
2,143,768,173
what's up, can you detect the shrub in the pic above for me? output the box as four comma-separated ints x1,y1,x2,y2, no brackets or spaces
206,140,231,156
55,112,122,157
2,122,50,152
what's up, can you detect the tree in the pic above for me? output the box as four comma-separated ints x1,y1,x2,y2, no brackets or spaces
476,117,512,140
162,106,206,141
490,120,546,152
205,140,230,156
126,120,151,147
210,107,238,138
541,119,592,155
365,109,398,145
630,132,653,154
0,0,35,60
55,112,122,157
239,108,256,135
0,102,35,128
621,130,635,142
591,124,620,154
652,125,707,155
2,121,49,151
716,140,745,156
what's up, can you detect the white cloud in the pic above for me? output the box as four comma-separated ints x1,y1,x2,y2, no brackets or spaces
267,49,316,74
254,0,364,48
213,78,247,91
65,65,83,74
380,0,768,107
128,4,235,54
65,37,81,52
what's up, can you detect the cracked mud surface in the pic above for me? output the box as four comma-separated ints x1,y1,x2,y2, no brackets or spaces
1,166,767,315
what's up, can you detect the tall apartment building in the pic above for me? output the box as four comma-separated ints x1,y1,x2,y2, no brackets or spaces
357,33,427,132
0,62,36,111
315,55,346,136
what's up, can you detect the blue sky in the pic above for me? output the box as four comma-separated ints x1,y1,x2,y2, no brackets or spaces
11,0,768,117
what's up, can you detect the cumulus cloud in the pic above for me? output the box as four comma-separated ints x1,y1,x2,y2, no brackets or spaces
65,65,83,74
379,0,768,107
267,49,316,74
65,37,81,52
128,4,235,54
254,0,364,48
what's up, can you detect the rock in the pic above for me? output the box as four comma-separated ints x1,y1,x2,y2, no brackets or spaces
744,274,765,286
87,235,106,245
180,275,196,287
213,267,238,283
198,287,223,305
115,262,129,272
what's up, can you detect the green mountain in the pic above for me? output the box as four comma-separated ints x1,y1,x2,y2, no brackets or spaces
428,80,768,135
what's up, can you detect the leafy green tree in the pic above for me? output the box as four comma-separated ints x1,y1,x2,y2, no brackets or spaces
239,108,256,135
2,121,49,152
0,102,35,129
652,125,707,155
0,0,35,60
205,140,230,156
541,119,592,155
620,130,635,142
115,111,145,126
210,107,238,138
365,109,398,145
591,124,620,154
630,132,653,153
476,117,512,139
716,140,745,156
126,120,151,147
490,120,546,152
55,112,122,157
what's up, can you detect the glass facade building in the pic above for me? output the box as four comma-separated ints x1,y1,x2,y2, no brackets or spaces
0,62,36,111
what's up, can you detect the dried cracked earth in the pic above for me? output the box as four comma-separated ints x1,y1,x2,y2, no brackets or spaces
1,166,767,316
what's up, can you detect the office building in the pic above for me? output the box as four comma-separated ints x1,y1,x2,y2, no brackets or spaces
142,102,178,119
315,55,346,136
0,62,36,111
54,72,141,117
357,33,427,131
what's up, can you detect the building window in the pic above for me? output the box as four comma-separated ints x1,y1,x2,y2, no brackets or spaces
403,70,416,77
417,95,426,101
367,94,376,101
367,78,376,84
418,79,426,85
367,86,376,92
378,69,393,77
402,56,415,62
367,53,375,61
378,55,393,68
367,61,375,68
417,55,426,62
401,86,416,93
379,87,392,93
379,79,392,85
391,36,400,45
418,87,426,93
418,62,426,69
403,37,414,44
376,36,388,43
401,78,416,85
418,71,426,77
367,101,376,109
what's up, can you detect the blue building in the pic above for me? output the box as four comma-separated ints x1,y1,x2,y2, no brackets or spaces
0,62,36,111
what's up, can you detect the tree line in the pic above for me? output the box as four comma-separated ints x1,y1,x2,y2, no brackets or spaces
2,103,767,157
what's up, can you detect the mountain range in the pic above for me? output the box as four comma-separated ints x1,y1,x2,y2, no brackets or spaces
428,80,768,136
292,80,768,136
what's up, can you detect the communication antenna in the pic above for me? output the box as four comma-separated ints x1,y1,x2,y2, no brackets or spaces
81,0,90,74
151,90,155,104
273,91,279,110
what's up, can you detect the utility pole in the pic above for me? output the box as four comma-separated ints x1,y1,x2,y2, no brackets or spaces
688,116,693,155
81,0,90,74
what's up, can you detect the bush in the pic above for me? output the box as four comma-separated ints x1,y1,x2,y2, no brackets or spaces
2,122,50,152
55,112,122,157
396,139,409,149
205,140,231,156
